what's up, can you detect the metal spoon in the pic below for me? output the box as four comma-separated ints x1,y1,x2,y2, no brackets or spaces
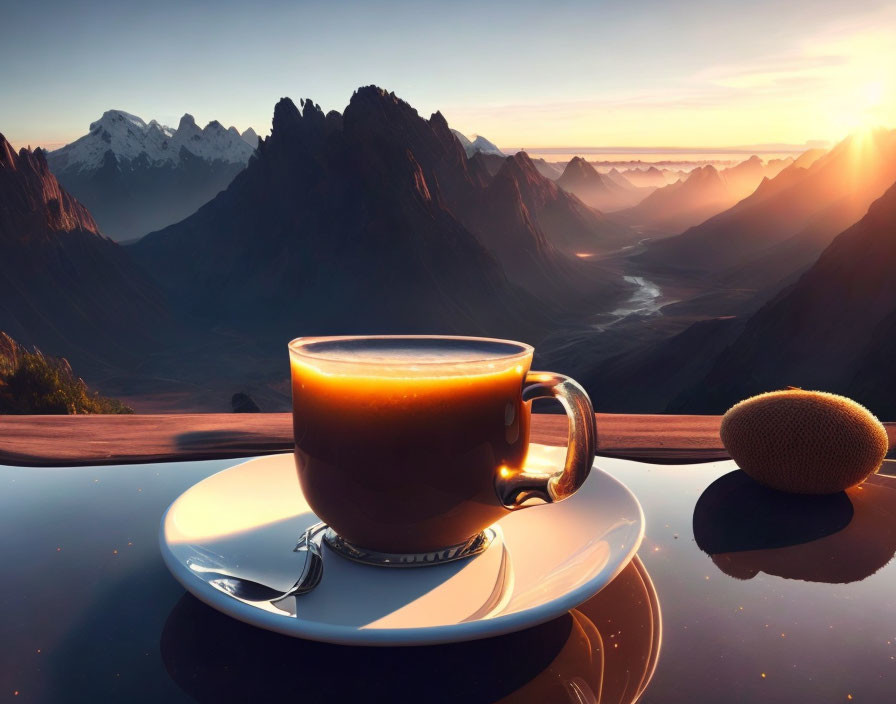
196,522,326,603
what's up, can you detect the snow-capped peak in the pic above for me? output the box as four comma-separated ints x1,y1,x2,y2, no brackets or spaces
240,127,259,147
147,119,176,138
470,135,504,156
89,109,147,133
451,129,504,158
49,110,256,173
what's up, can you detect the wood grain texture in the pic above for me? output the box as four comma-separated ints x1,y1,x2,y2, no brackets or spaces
2,413,893,467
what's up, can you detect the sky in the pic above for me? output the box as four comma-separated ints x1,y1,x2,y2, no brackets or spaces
1,0,894,150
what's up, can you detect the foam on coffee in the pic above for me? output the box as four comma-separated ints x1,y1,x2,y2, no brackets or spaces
290,337,532,378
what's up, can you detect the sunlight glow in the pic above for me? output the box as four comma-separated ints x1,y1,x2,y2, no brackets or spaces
839,126,888,194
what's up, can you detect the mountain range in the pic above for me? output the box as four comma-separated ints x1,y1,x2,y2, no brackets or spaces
639,130,896,288
555,157,650,212
47,110,256,241
130,88,635,361
612,157,792,236
477,152,636,257
6,87,895,415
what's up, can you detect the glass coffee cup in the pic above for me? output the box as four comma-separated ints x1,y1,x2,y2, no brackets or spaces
289,335,596,566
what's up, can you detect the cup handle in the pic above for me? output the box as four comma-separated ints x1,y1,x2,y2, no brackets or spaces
495,371,598,509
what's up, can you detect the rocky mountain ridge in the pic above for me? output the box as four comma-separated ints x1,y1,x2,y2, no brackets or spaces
0,132,169,376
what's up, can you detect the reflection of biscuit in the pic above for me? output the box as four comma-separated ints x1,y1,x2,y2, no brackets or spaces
694,470,896,584
721,389,888,494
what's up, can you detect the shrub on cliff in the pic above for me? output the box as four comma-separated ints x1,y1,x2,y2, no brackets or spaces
0,334,133,414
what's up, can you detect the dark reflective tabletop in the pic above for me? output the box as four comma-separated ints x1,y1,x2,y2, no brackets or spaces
1,456,894,702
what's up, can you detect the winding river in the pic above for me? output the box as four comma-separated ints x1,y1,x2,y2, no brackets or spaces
593,275,667,331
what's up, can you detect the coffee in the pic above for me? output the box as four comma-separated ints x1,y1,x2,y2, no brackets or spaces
291,338,532,553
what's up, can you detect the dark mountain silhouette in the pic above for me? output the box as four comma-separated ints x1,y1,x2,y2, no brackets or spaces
0,133,168,376
131,88,628,349
555,157,646,211
613,165,732,235
47,111,254,241
639,130,896,287
670,180,896,415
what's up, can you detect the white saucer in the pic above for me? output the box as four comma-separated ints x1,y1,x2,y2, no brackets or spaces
159,444,644,646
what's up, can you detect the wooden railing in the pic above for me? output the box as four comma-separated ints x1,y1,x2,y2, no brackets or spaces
2,413,894,467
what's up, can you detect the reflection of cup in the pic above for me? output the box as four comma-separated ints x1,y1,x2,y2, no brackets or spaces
500,556,662,704
160,557,661,703
289,335,596,562
694,470,896,583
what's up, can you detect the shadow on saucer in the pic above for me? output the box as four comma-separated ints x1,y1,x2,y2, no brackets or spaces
160,558,661,704
693,470,896,583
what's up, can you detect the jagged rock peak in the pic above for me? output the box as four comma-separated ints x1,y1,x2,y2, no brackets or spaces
272,97,301,132
267,97,329,150
300,98,326,126
348,85,419,120
0,134,100,235
353,85,400,102
299,97,321,113
430,111,449,131
499,151,542,179
177,113,197,131
492,152,557,200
